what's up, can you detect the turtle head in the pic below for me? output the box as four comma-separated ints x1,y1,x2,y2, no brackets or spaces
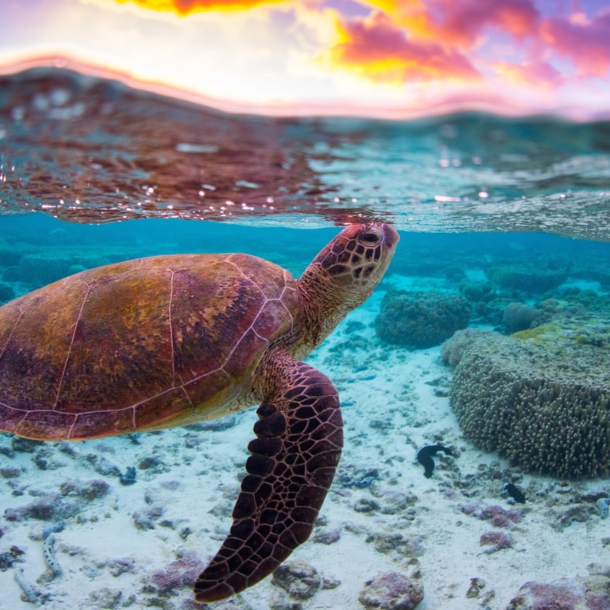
316,223,399,293
298,223,399,348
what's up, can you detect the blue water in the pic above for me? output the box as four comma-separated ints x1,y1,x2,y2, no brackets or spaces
1,67,610,610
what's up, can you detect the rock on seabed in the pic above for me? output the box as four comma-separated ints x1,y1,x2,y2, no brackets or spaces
506,575,610,609
359,572,424,610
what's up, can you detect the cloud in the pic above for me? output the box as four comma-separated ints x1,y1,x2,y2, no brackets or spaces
429,0,539,46
360,0,539,48
111,0,286,15
323,10,480,83
540,10,610,77
493,60,564,88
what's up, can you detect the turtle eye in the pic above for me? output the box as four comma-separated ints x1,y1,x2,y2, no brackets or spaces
360,231,380,244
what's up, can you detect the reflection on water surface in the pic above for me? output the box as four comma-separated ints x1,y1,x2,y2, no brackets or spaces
1,67,610,239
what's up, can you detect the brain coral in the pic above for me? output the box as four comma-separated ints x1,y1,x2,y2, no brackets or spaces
502,302,541,334
376,290,470,348
450,333,610,478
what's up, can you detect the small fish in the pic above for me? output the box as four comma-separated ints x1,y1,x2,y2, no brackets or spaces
417,444,453,478
504,482,526,503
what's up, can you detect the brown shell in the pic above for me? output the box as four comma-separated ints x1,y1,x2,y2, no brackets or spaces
0,254,299,440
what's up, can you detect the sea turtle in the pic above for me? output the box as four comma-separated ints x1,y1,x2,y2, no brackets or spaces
0,222,399,602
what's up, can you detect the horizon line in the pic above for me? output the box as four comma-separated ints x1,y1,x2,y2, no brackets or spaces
1,52,608,123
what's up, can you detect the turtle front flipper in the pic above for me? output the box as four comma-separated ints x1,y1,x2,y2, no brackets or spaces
194,357,343,603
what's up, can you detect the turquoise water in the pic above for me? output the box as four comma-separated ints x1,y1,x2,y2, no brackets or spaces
1,68,610,610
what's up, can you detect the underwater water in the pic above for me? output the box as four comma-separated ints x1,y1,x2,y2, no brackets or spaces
1,68,610,610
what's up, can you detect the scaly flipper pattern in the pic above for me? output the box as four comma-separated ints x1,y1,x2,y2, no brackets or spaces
194,358,343,602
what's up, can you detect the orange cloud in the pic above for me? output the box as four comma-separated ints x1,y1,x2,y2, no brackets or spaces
541,10,610,77
324,11,480,84
494,60,564,89
112,0,286,15
360,0,539,49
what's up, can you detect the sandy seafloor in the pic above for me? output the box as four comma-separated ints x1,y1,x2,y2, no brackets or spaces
0,273,607,610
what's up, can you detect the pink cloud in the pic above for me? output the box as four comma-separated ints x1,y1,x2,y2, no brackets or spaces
494,60,565,88
540,9,610,77
328,10,481,83
427,0,540,47
359,0,540,49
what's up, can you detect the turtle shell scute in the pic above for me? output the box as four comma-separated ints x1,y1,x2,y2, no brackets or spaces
0,254,298,439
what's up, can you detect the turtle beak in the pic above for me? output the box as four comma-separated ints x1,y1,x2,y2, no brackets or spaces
382,224,400,250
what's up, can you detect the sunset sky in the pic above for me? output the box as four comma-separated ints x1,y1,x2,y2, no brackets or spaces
2,0,610,118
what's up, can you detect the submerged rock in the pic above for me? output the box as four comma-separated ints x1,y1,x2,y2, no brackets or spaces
461,502,522,528
480,530,511,553
59,479,110,501
4,493,80,522
86,588,123,609
506,575,610,609
272,561,321,600
359,572,424,610
376,290,470,348
312,528,341,545
0,546,25,571
150,550,204,594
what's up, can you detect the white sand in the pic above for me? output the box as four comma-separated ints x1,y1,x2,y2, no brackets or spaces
1,277,608,610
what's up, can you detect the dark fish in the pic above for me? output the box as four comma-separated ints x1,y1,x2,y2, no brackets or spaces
417,444,453,478
504,482,526,503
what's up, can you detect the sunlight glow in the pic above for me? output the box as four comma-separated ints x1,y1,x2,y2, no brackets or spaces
0,0,608,119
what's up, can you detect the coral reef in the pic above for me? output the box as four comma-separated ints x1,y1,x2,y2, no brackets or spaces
376,290,470,348
490,264,567,293
502,303,541,334
440,328,493,367
450,333,610,477
358,572,424,610
459,282,492,303
474,296,514,327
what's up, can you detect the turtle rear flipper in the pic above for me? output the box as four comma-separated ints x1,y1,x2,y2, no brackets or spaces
194,357,343,602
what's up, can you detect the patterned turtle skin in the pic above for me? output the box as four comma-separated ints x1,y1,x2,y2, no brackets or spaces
0,222,399,602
